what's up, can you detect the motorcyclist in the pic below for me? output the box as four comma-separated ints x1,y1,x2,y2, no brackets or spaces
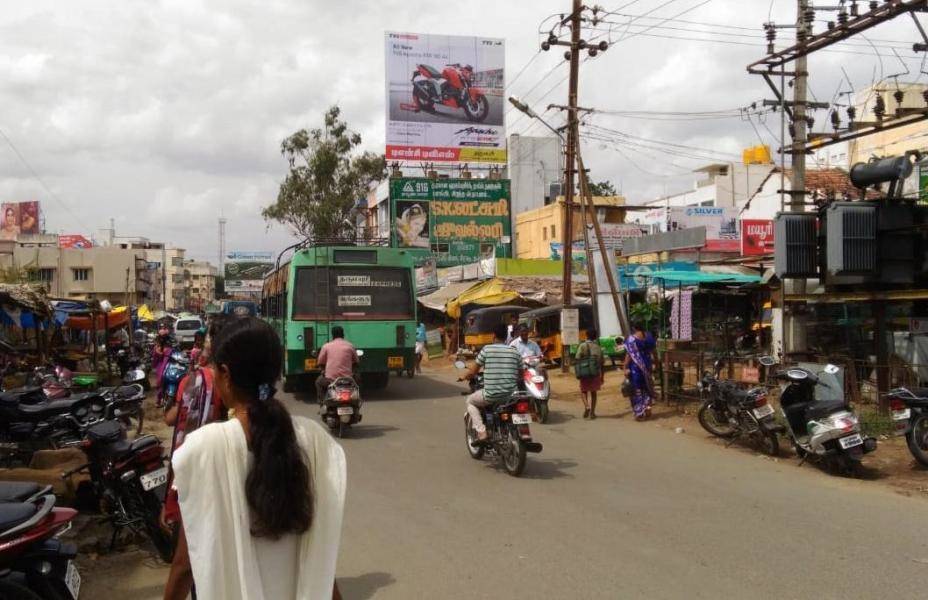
315,326,359,400
462,323,523,444
509,324,542,359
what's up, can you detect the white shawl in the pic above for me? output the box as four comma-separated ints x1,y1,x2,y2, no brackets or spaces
172,416,346,600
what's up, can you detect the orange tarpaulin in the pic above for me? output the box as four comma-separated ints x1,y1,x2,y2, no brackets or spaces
65,306,130,331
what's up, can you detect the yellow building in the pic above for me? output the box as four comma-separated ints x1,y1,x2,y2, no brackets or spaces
514,195,627,259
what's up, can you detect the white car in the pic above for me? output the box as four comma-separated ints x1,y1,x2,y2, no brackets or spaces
174,317,203,347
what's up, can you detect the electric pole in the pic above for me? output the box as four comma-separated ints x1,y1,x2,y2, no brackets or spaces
562,0,581,311
792,0,808,208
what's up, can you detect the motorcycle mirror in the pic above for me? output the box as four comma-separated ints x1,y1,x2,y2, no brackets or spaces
453,360,467,370
823,364,840,375
758,355,777,367
356,349,364,357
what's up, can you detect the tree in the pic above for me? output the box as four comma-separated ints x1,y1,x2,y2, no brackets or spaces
587,180,617,196
263,106,386,241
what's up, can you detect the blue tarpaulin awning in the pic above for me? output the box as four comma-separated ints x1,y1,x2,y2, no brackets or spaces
641,269,762,285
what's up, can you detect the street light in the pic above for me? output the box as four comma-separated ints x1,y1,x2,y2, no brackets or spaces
508,96,564,141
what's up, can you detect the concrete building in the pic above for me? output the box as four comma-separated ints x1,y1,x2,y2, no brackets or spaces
507,134,561,255
184,260,218,312
514,195,627,259
103,237,188,311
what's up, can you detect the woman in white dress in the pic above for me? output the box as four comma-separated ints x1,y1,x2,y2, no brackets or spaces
170,317,346,600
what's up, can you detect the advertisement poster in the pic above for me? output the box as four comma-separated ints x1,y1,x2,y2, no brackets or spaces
59,234,93,249
0,202,41,240
385,31,506,163
741,219,774,256
390,178,511,267
225,251,274,294
669,206,740,252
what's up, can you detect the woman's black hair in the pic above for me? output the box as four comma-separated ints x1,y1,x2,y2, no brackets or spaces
631,321,645,333
586,327,598,340
211,317,313,539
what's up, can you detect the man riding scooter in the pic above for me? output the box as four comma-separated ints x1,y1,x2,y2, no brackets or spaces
315,326,359,400
462,323,523,444
509,323,550,423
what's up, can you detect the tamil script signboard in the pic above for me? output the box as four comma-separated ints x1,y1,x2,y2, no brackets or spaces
390,177,511,267
224,251,274,294
385,32,506,163
668,206,740,252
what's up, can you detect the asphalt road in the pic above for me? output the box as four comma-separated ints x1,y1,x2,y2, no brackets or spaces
387,89,504,126
285,368,928,600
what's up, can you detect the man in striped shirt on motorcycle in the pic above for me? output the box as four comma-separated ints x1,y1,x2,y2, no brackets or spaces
462,323,522,443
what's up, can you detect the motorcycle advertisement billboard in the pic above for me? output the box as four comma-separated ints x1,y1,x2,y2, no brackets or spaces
385,31,506,164
224,251,274,294
390,177,511,267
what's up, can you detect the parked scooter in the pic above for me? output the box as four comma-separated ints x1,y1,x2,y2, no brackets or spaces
455,360,542,477
697,358,782,456
760,356,877,474
520,355,550,424
319,350,364,438
63,419,172,562
115,348,149,389
159,351,189,409
0,491,80,599
886,386,928,466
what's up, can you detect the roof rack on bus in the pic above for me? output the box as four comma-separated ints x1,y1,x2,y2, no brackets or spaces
274,236,393,272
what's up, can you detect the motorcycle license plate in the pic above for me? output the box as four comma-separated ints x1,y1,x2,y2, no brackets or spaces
511,413,532,425
139,466,168,491
336,407,354,415
65,560,81,599
892,408,912,421
838,433,863,450
752,404,775,419
388,356,404,368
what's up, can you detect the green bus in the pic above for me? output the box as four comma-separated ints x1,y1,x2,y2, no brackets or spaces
262,245,418,391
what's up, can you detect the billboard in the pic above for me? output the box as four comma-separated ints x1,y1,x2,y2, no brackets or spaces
741,219,775,256
224,251,274,294
390,178,511,267
59,234,93,249
668,206,740,252
385,32,506,164
0,201,40,240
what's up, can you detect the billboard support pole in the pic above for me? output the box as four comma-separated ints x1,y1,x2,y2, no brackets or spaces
578,181,600,334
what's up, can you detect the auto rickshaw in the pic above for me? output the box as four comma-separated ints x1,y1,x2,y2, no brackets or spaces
463,305,529,350
520,304,625,365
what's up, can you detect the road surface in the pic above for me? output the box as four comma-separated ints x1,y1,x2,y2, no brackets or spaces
287,368,928,600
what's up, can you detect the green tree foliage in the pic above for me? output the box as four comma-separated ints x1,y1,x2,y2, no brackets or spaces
629,301,663,330
587,180,617,196
263,106,386,240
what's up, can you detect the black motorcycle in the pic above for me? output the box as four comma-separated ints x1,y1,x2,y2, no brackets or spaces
887,386,928,466
62,419,172,562
320,376,362,438
455,361,542,477
697,359,782,456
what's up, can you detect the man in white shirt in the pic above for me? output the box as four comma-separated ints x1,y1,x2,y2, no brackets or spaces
509,324,542,358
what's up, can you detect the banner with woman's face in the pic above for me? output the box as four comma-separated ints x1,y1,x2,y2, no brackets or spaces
0,201,40,240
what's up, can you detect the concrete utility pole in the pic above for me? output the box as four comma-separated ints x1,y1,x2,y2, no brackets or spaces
561,0,582,313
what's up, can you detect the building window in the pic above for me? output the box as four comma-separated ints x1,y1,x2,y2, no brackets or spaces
550,225,556,239
30,268,55,283
543,228,547,241
171,257,183,267
72,268,90,282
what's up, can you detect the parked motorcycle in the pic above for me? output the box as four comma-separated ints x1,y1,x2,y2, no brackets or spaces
760,356,877,474
115,348,149,390
0,491,80,600
159,351,189,409
697,358,782,456
456,360,542,477
319,350,364,438
411,63,490,122
886,386,928,466
62,419,172,562
520,355,550,424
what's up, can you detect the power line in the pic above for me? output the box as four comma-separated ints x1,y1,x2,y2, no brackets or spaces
0,125,89,230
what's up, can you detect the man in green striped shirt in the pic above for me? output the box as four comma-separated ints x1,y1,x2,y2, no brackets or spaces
463,323,523,442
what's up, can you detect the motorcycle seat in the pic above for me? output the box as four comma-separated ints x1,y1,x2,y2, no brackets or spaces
907,387,928,402
0,502,36,532
16,397,85,416
102,434,160,460
804,399,848,420
87,420,125,444
112,386,142,400
0,387,44,404
0,481,44,503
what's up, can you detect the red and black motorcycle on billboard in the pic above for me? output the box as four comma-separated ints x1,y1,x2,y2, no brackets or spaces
411,63,490,122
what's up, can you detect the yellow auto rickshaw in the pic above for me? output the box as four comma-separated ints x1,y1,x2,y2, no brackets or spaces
519,304,595,364
463,305,529,350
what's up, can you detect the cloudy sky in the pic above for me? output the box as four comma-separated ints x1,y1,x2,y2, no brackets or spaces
0,0,924,261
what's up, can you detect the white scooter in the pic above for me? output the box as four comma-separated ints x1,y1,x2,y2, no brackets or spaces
759,356,877,474
520,355,550,424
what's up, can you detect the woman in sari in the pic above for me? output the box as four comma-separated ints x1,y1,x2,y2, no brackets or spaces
624,322,655,420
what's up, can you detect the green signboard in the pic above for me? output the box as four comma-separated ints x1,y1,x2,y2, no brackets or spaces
389,177,512,267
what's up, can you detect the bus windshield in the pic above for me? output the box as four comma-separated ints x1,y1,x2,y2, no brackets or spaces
292,266,414,320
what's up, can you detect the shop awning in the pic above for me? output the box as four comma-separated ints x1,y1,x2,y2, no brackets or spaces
418,281,480,312
64,305,131,331
446,278,523,319
643,270,763,285
137,304,155,322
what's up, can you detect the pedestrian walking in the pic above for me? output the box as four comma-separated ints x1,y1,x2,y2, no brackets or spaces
415,321,427,374
575,328,604,419
170,317,346,600
624,322,655,420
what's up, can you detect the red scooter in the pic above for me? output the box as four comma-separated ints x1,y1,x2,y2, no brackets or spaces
411,63,490,122
0,492,80,599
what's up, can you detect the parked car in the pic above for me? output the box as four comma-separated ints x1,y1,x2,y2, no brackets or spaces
173,316,203,347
